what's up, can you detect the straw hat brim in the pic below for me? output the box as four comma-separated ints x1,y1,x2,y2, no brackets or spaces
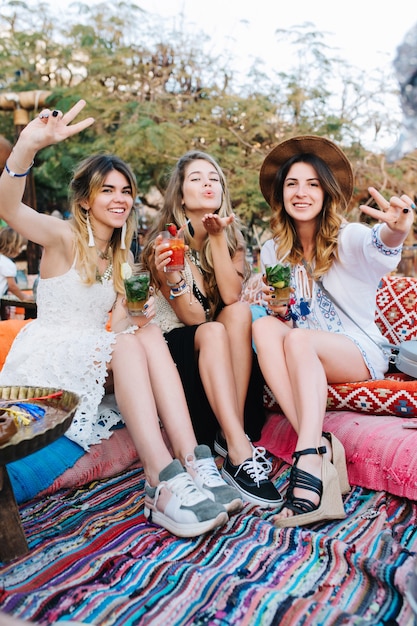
259,135,354,207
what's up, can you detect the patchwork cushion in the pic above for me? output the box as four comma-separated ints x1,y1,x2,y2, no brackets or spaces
258,410,417,500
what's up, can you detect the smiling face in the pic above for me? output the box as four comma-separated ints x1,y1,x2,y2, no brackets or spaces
282,161,325,223
182,159,223,212
88,169,134,235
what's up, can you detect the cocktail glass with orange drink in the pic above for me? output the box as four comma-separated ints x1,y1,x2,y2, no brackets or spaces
161,224,185,272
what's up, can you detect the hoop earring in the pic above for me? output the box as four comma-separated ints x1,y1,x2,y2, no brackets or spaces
120,222,127,250
86,212,95,247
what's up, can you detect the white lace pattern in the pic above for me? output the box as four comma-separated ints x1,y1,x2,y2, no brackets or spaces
0,266,124,450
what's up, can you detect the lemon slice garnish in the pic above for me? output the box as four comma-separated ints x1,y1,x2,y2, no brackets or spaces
121,262,133,279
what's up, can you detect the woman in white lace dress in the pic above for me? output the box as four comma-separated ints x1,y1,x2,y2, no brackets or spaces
0,100,242,537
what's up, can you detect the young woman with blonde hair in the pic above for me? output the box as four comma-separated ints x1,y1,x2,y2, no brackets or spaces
142,150,282,508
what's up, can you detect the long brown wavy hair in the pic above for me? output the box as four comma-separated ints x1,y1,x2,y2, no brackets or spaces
269,153,346,278
142,150,250,317
68,154,138,294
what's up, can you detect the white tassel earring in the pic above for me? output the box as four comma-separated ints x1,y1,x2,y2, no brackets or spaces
120,222,127,250
86,212,95,248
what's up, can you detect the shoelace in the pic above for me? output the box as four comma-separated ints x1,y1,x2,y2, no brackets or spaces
154,472,206,506
237,447,272,487
185,455,225,487
253,446,273,475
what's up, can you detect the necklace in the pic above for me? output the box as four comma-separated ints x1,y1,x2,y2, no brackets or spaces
94,234,111,244
192,282,210,320
188,249,204,273
96,263,113,283
96,245,111,261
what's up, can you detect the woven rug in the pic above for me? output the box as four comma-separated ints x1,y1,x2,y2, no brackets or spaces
1,461,417,626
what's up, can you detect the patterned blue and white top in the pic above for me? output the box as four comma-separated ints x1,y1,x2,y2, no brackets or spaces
260,223,402,379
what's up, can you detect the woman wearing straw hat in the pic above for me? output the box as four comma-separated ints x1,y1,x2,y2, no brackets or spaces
253,135,415,527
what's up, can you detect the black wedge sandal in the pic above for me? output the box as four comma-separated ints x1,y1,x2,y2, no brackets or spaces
274,446,346,528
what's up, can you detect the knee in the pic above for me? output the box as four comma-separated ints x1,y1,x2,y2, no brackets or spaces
135,322,164,348
196,321,226,346
283,328,310,355
252,314,276,343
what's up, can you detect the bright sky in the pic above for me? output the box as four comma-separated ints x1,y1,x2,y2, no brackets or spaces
28,0,417,150
134,0,414,77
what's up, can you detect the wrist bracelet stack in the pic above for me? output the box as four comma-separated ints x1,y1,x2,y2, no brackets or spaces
268,306,292,322
168,276,190,299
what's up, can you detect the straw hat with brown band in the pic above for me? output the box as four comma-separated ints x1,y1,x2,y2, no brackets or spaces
259,135,354,208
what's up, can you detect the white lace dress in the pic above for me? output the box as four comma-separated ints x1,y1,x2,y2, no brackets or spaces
0,264,126,450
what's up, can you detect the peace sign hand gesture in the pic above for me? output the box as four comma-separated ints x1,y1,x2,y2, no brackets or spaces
18,99,95,155
360,186,415,246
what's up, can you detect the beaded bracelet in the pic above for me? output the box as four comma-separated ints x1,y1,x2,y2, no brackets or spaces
4,158,34,178
166,275,185,287
267,307,292,322
170,283,190,299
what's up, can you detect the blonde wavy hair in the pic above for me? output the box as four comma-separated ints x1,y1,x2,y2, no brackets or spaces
269,153,346,278
142,150,250,318
0,227,26,258
68,154,137,294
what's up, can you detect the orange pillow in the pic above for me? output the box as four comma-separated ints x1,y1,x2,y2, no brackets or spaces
0,319,32,370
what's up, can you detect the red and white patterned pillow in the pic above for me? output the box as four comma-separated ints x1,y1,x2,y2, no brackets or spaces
260,274,417,418
375,275,417,344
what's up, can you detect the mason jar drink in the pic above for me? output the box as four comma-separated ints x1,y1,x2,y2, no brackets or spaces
265,263,291,306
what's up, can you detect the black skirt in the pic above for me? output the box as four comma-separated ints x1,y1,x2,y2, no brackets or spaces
164,325,266,451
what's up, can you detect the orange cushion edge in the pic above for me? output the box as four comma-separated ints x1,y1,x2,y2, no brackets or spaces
0,319,32,370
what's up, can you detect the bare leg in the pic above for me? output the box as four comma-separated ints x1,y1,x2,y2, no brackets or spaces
217,301,253,420
252,315,299,431
195,321,252,464
111,324,198,486
253,317,370,519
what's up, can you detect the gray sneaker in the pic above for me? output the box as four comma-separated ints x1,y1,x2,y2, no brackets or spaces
186,445,243,514
144,459,228,537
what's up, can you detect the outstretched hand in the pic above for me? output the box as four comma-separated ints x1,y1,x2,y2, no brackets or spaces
360,187,415,237
202,212,235,235
19,100,95,152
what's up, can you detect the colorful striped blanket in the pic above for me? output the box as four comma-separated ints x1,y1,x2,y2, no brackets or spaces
1,460,416,625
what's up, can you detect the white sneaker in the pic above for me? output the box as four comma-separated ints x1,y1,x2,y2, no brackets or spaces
186,445,243,514
144,459,228,537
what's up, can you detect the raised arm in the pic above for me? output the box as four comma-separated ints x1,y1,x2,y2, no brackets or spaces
0,100,94,248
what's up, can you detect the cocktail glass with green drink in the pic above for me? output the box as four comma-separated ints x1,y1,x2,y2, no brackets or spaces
122,264,150,316
265,263,291,306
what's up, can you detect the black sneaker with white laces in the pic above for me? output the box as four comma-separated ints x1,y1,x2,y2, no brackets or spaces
221,447,283,508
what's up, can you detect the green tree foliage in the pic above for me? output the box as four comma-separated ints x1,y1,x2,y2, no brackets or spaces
0,1,406,246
